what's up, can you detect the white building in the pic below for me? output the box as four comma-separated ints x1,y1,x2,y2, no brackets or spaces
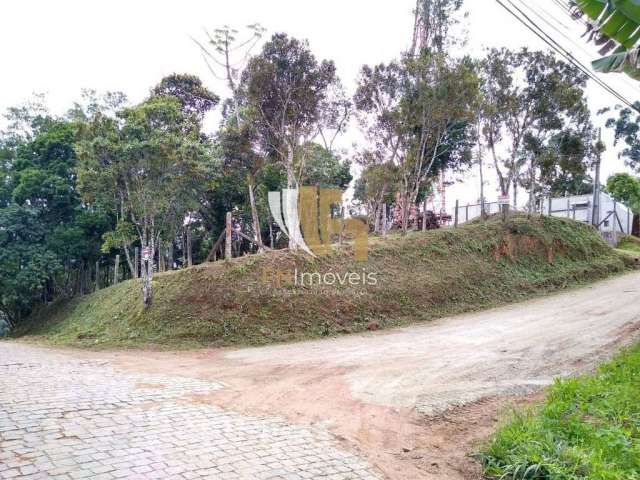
542,192,633,237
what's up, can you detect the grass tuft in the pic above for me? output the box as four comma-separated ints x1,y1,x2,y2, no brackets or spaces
480,343,640,479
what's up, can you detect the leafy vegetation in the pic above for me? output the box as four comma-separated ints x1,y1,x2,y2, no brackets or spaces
14,215,630,349
480,341,640,479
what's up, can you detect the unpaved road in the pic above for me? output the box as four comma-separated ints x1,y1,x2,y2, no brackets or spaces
3,272,640,479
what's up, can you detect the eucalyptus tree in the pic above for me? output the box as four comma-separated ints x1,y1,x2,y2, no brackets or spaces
239,33,342,250
355,53,479,234
480,48,593,211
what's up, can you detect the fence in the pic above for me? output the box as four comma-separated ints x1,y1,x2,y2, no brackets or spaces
453,192,634,243
542,192,633,236
453,201,502,225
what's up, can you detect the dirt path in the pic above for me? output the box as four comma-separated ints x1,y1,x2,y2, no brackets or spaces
16,272,640,479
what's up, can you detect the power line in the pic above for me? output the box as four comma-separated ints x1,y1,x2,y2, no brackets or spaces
502,0,636,108
540,0,640,92
495,0,638,111
509,0,639,102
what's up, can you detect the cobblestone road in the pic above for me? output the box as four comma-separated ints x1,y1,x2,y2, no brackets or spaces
0,343,380,480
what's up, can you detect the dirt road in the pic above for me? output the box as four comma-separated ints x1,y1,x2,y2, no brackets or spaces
6,272,640,479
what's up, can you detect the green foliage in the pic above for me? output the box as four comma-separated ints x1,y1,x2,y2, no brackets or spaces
481,341,640,479
606,172,640,212
573,0,640,79
300,143,352,189
0,205,62,323
0,108,109,324
606,103,640,172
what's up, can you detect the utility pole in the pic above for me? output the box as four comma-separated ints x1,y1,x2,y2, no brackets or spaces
477,117,485,219
592,128,602,227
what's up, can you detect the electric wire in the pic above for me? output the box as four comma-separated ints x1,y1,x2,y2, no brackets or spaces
495,0,638,110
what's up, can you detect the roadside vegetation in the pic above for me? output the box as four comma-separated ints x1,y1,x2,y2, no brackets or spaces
618,235,640,255
14,215,631,349
480,341,640,479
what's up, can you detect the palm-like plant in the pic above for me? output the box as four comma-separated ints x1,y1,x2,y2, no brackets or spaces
572,0,640,79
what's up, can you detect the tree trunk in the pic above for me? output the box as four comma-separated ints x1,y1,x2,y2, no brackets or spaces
268,215,275,249
422,198,428,231
141,232,154,309
167,242,174,270
114,255,120,285
284,154,310,253
134,247,139,279
186,227,193,267
247,175,263,252
528,158,536,215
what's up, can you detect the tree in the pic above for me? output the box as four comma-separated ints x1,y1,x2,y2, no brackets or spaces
480,48,593,211
0,104,109,325
605,102,640,171
606,172,640,212
239,33,341,249
353,163,400,233
0,206,61,325
300,143,352,190
411,0,463,55
77,95,212,308
152,73,219,124
195,25,267,251
355,53,479,233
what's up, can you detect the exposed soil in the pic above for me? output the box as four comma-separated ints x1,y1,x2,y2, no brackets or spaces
28,272,640,479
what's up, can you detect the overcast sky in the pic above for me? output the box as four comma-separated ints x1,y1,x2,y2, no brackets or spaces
1,0,638,209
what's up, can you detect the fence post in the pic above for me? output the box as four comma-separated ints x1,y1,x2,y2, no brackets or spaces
566,197,570,218
225,212,232,259
114,255,120,285
454,200,459,228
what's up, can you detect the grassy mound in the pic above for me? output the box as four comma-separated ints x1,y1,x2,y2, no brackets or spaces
15,215,630,349
480,343,640,479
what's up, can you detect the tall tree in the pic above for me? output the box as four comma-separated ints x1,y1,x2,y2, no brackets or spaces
196,25,267,250
355,53,478,233
77,95,212,308
480,48,593,211
239,33,341,249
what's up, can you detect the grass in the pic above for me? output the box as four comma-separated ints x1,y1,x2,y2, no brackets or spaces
480,343,640,480
13,214,632,349
618,235,640,255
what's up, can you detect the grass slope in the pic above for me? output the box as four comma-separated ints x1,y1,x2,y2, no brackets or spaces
16,215,631,349
480,343,640,479
618,234,640,255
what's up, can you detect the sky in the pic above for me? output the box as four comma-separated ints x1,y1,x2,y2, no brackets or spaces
0,0,638,211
